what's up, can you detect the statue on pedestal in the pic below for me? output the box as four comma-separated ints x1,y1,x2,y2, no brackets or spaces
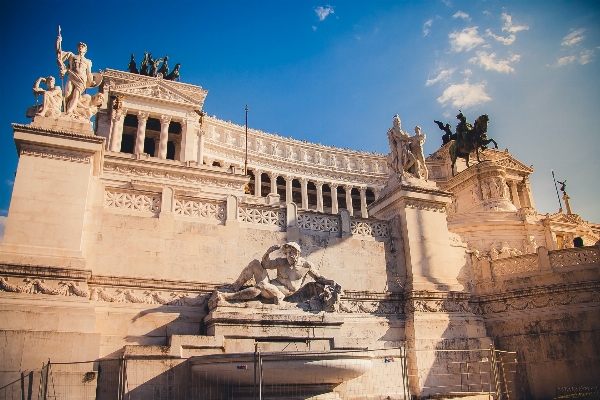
27,76,63,118
55,28,101,116
127,54,138,74
387,115,428,179
210,242,342,311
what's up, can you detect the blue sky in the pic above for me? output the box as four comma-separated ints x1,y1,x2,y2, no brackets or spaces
1,0,599,238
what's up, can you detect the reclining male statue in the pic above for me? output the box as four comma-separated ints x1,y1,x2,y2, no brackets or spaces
213,242,341,309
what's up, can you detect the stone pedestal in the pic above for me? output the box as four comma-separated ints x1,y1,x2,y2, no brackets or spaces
0,123,104,269
369,175,492,396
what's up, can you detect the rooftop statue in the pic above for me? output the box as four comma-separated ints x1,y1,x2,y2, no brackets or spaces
55,27,102,116
210,242,342,311
140,52,150,76
387,115,428,180
157,55,169,77
26,76,63,118
434,111,498,176
166,63,180,81
127,54,138,74
149,55,163,77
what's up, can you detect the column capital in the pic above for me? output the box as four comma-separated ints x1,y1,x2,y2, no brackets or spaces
267,171,278,179
111,108,126,121
253,168,263,175
283,175,294,182
315,180,324,188
343,184,354,191
160,114,172,125
329,182,339,189
299,177,309,185
137,111,149,121
359,186,367,194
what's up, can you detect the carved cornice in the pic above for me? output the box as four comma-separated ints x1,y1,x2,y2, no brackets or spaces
12,123,105,144
20,143,93,163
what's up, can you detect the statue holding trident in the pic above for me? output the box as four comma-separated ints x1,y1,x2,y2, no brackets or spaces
55,26,101,116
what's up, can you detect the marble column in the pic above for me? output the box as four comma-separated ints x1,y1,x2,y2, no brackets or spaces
284,175,293,204
344,185,354,216
522,177,536,209
197,130,205,164
268,172,278,194
158,115,172,159
134,111,149,155
316,181,324,213
254,169,263,197
359,187,368,218
300,178,308,210
180,118,198,162
508,181,521,209
330,183,339,215
109,109,126,152
373,188,381,201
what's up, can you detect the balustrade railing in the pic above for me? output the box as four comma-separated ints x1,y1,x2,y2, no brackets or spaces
549,246,599,268
351,219,390,239
238,206,286,230
174,197,225,223
104,189,161,214
298,212,340,235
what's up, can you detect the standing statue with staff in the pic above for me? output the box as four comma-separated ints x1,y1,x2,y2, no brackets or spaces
55,26,101,116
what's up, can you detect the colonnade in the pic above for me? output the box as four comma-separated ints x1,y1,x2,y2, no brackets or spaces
108,109,201,163
251,169,380,218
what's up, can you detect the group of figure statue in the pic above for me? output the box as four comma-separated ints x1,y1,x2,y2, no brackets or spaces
387,115,428,180
211,242,342,312
434,111,498,176
127,53,181,81
26,28,103,122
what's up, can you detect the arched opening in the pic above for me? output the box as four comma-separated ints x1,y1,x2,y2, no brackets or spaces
276,176,286,201
351,188,361,214
292,179,302,204
322,184,332,212
366,189,376,206
307,181,317,210
337,186,347,210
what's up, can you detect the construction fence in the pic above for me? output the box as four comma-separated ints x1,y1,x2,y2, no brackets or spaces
0,346,519,400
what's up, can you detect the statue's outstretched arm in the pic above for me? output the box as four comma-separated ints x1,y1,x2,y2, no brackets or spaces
261,245,281,269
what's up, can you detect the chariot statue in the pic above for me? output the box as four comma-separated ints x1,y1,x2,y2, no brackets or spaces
434,111,498,176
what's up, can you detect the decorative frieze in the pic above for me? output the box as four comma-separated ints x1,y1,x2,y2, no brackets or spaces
404,200,447,213
0,276,89,297
88,287,208,307
491,254,539,276
549,247,599,268
238,206,285,230
174,198,225,222
20,144,92,164
298,213,340,234
350,220,390,238
104,189,161,213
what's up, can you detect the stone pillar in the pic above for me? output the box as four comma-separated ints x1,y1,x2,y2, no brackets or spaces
197,130,205,164
134,111,149,155
109,109,126,152
180,118,198,162
344,185,354,216
373,188,381,201
254,169,263,197
158,115,172,159
300,178,308,210
316,181,324,213
562,194,572,215
284,176,293,205
330,183,339,215
508,180,521,209
522,177,535,209
359,187,368,218
268,172,278,194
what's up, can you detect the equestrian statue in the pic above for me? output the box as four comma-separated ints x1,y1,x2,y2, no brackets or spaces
434,111,498,176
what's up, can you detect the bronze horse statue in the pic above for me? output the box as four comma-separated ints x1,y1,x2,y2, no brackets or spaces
435,113,498,176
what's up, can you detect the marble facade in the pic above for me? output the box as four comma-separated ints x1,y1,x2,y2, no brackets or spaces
0,67,599,399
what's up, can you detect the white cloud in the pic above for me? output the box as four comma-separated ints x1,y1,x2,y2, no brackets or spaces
312,26,317,31
551,49,595,67
562,29,585,47
453,11,470,20
501,13,529,33
579,49,594,64
437,81,492,108
462,68,472,76
449,27,485,52
469,51,521,73
426,68,456,86
486,29,516,45
483,11,492,17
315,5,334,21
423,19,433,36
5,179,13,186
0,216,6,244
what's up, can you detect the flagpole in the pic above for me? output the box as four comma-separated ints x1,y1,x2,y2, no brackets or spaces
551,170,563,212
56,25,66,113
245,105,249,175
